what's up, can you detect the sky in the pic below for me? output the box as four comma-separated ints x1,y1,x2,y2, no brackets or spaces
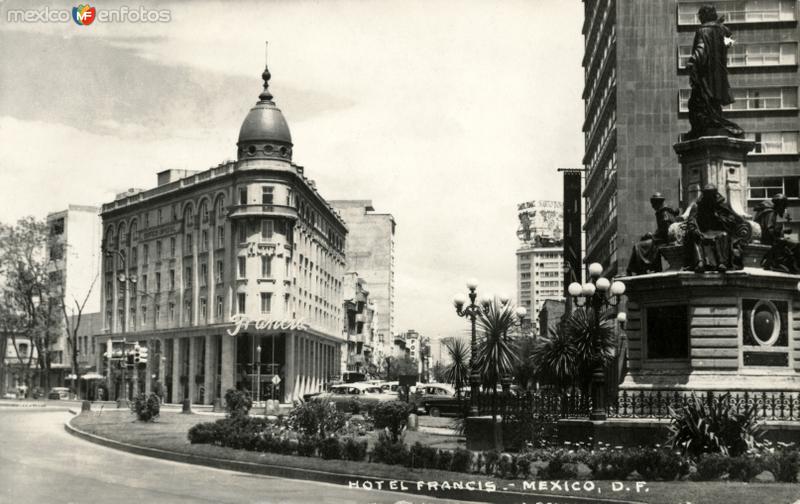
0,0,585,342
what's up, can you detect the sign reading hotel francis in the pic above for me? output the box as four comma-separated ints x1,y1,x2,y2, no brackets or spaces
226,314,309,336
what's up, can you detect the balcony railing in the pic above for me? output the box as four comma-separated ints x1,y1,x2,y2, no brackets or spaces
228,204,299,220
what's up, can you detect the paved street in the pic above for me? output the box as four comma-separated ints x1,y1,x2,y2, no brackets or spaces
0,409,474,504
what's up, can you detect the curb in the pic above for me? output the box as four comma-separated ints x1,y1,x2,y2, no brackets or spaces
64,417,643,504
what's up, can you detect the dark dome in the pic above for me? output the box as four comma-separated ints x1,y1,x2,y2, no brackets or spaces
238,102,292,145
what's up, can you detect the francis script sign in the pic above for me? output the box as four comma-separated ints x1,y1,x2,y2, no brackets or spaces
226,314,309,336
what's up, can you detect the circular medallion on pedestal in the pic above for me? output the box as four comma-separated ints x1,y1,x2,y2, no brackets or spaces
750,300,780,346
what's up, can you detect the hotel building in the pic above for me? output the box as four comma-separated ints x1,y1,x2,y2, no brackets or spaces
96,63,347,405
582,0,799,276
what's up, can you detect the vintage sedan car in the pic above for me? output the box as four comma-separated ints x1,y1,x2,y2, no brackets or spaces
312,383,396,411
413,383,463,417
47,387,70,400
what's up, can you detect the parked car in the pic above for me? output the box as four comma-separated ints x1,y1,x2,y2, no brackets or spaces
413,383,461,417
48,387,70,400
312,383,395,411
379,381,400,395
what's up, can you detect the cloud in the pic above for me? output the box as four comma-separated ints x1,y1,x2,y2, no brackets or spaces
0,0,585,340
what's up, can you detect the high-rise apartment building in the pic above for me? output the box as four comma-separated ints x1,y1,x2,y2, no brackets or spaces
582,0,799,276
329,200,395,363
516,201,565,333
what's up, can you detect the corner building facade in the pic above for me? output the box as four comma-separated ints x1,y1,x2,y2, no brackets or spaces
96,65,347,405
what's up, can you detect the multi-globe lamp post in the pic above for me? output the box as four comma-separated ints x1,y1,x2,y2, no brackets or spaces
567,262,627,421
453,280,525,415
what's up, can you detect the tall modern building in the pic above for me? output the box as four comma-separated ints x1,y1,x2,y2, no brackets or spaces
96,63,348,405
516,200,565,334
46,205,102,383
329,200,395,363
582,0,799,276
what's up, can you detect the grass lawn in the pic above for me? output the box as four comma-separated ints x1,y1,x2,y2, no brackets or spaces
71,410,800,504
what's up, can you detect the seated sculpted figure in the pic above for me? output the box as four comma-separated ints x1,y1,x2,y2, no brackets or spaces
626,193,679,275
753,194,800,273
685,184,747,273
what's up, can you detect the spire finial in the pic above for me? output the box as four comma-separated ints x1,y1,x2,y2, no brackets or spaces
259,41,273,102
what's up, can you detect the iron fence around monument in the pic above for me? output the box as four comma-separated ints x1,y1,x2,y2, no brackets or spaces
461,389,800,422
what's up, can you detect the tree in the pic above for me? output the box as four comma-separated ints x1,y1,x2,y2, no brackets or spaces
474,299,521,423
62,275,98,398
430,361,447,383
442,337,470,398
0,218,62,394
512,335,539,390
383,355,419,381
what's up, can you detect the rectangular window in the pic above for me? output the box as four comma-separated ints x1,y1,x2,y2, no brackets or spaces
143,244,149,265
261,220,274,240
157,209,162,225
286,256,291,277
680,87,798,112
185,301,192,323
216,296,223,318
261,256,272,277
237,293,246,314
745,131,799,154
286,188,293,206
239,187,247,205
169,269,175,290
155,272,161,291
169,302,175,321
238,223,247,243
185,266,192,287
200,263,208,286
155,304,160,323
185,234,193,254
156,240,162,259
262,186,274,205
170,237,176,256
237,256,246,278
679,42,798,68
200,298,207,319
260,293,272,314
217,226,224,248
141,306,147,324
748,176,786,199
215,260,223,283
677,1,797,25
201,230,208,251
646,305,689,360
131,247,137,265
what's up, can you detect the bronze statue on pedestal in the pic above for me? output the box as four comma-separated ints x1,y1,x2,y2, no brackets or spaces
685,184,748,272
753,194,800,273
626,193,680,275
684,5,743,139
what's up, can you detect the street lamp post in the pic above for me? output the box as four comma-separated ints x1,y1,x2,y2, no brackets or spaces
453,279,491,416
256,344,262,404
567,262,626,421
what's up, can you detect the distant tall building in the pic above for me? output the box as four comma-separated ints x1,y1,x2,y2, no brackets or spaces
515,201,565,333
582,0,799,276
46,206,102,385
330,200,396,363
561,169,584,297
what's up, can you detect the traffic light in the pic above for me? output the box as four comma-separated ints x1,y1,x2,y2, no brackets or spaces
133,345,141,365
138,346,148,366
126,351,135,367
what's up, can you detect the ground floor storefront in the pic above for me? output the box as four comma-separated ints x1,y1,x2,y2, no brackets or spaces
96,324,344,405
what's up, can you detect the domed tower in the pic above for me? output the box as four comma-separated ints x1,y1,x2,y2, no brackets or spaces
237,61,293,163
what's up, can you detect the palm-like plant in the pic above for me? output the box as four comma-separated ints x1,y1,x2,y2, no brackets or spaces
564,307,617,393
531,323,577,389
475,299,521,422
442,337,470,398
